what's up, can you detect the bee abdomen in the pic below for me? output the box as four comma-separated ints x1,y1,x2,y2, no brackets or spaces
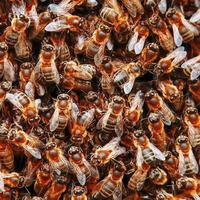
181,28,194,43
143,148,155,164
100,181,116,198
5,32,19,47
86,42,100,58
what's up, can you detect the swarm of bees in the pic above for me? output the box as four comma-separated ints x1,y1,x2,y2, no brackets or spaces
0,0,200,199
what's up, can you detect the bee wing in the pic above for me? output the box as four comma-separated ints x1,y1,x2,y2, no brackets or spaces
172,24,183,47
4,59,15,82
192,194,200,200
29,5,39,27
105,0,121,14
149,143,165,161
12,2,26,16
166,46,185,59
25,81,35,100
172,51,187,65
115,114,124,137
107,38,114,51
94,45,105,66
60,154,70,172
158,0,167,14
71,102,79,121
96,108,112,129
0,172,5,192
191,63,200,80
45,19,71,32
190,9,200,23
181,16,199,36
130,90,144,112
79,108,95,127
113,181,122,200
181,55,200,68
51,60,60,84
123,77,136,94
136,145,144,167
75,35,86,52
22,144,42,159
83,158,99,178
178,150,186,176
189,149,199,174
127,32,139,52
49,107,60,132
5,93,23,110
101,137,121,151
134,36,146,55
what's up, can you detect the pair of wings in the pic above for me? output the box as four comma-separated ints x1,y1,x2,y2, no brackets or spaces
187,122,200,148
2,58,15,82
129,90,144,112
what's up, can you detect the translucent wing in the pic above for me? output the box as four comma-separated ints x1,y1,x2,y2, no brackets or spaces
107,38,114,51
181,55,200,68
113,181,122,200
189,149,199,174
83,158,99,178
158,0,167,14
149,143,165,161
12,2,26,16
75,35,86,52
101,137,121,151
127,32,139,52
192,194,200,200
79,108,95,127
51,60,60,84
130,90,144,112
191,63,200,80
4,59,15,82
110,145,126,159
134,36,146,55
22,144,41,159
113,70,128,84
115,114,124,137
195,0,200,7
60,154,70,172
178,150,186,176
96,108,111,129
71,102,79,121
25,81,35,100
70,163,86,186
47,4,67,16
0,172,4,192
123,77,136,94
49,107,60,132
45,19,71,32
172,51,187,65
94,45,105,66
136,145,144,167
28,5,39,27
181,16,199,36
172,24,183,47
101,72,114,94
190,9,200,23
5,93,23,110
166,46,185,59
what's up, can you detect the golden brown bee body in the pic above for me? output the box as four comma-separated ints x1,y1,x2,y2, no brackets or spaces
149,167,168,185
92,162,126,199
148,14,175,52
148,112,167,152
34,163,52,196
2,172,24,188
71,186,87,200
0,81,12,105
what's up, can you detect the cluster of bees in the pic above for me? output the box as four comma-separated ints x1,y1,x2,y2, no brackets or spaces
0,0,199,199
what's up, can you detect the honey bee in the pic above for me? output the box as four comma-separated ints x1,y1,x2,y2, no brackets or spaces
133,130,165,167
68,146,99,186
124,90,144,129
156,189,177,200
69,108,95,144
189,80,200,103
128,162,150,191
158,79,184,112
156,46,187,77
44,142,70,175
35,44,60,85
176,177,200,200
92,161,126,200
145,90,176,125
91,137,126,166
163,151,179,179
4,14,32,61
43,173,67,200
148,14,175,52
127,21,149,54
7,128,43,159
166,8,199,46
0,42,15,82
149,167,168,185
34,163,52,196
176,135,199,176
96,96,125,137
71,186,87,200
6,90,41,126
113,62,141,94
184,107,200,148
139,43,159,73
181,55,200,80
190,8,200,29
148,112,167,152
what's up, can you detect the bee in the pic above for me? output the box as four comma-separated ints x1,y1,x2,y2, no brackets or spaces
133,130,165,167
35,44,60,85
43,173,67,200
127,21,149,54
148,14,175,52
0,42,15,82
156,46,187,77
128,162,150,191
6,90,41,126
7,128,43,159
181,55,200,80
69,108,95,144
146,0,167,14
4,14,32,61
176,135,199,176
163,151,179,179
158,79,184,112
139,43,159,73
176,177,200,200
0,81,12,108
91,137,126,166
113,62,141,94
166,8,199,46
156,189,177,200
92,161,126,200
44,142,70,175
71,186,87,200
122,0,144,18
148,112,167,152
189,80,200,103
184,107,200,148
190,8,200,29
96,96,125,137
34,163,52,196
124,90,144,129
149,167,168,185
68,146,99,186
145,90,176,125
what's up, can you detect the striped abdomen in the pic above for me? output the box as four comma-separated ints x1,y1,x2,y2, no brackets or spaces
5,30,19,47
142,148,156,165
